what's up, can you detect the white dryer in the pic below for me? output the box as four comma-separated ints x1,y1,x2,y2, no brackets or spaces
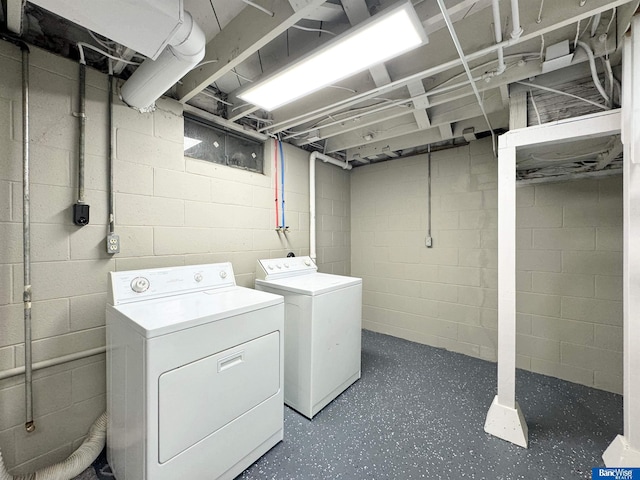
255,256,362,419
106,262,284,480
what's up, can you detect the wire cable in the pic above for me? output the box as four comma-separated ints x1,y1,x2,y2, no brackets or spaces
77,42,140,66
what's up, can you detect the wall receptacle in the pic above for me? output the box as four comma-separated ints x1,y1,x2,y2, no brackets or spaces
425,236,433,248
107,233,120,254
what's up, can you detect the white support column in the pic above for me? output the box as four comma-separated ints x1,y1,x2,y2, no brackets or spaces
603,15,640,467
484,136,528,448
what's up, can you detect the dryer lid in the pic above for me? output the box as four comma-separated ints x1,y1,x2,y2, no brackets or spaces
255,272,361,296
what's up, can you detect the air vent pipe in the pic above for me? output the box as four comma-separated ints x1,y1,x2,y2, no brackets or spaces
309,151,351,262
120,11,205,111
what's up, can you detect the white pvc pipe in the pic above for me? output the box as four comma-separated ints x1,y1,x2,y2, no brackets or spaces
491,0,506,74
121,11,205,111
309,152,351,262
0,347,106,381
510,0,523,39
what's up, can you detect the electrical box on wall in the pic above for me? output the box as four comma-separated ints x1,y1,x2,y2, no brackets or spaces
73,203,90,226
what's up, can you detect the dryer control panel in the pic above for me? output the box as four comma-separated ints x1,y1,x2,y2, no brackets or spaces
108,262,236,305
256,256,317,281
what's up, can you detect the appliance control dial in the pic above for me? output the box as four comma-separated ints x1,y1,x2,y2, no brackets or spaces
220,270,228,279
268,264,274,270
276,264,282,269
304,259,311,266
131,276,150,293
284,263,289,268
194,273,203,283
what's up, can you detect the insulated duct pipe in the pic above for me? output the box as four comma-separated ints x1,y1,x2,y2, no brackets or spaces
120,11,205,111
309,151,351,262
0,412,107,480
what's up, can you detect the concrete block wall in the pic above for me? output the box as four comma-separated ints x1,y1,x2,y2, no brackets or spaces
0,42,349,473
351,137,623,394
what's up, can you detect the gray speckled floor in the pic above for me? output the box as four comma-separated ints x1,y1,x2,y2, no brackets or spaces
236,330,622,480
75,329,622,480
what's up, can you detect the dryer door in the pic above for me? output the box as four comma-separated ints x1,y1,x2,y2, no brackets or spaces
158,331,280,463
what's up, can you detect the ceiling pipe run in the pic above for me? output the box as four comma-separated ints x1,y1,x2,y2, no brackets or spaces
510,0,523,39
491,0,506,74
309,151,351,262
120,11,205,111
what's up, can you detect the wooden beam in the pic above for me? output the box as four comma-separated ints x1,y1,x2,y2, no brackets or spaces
177,0,327,103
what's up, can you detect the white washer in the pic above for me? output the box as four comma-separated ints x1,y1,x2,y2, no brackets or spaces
106,262,284,480
255,256,362,419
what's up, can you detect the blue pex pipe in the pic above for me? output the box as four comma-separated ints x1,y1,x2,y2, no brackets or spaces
279,140,285,228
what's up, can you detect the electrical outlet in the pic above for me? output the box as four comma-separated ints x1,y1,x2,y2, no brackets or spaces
425,236,433,248
107,233,120,254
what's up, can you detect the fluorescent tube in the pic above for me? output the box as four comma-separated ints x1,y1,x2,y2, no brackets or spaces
238,1,427,111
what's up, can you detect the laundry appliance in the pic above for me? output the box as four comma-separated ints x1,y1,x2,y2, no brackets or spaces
255,256,361,419
106,262,284,480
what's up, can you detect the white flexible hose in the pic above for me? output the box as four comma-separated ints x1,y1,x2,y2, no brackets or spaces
0,412,107,480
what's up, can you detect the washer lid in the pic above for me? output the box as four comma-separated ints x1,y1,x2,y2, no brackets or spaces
255,272,361,296
109,286,283,338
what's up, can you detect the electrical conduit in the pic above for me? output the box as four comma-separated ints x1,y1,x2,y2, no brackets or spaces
309,152,351,262
0,412,107,480
20,40,34,434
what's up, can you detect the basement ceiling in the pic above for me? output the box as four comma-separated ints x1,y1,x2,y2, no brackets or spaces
3,0,637,174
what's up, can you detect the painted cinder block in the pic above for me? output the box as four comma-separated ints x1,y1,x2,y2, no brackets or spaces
561,296,623,326
116,128,184,171
517,291,561,317
69,292,107,332
594,371,622,394
561,342,622,376
594,324,623,352
530,357,594,387
532,227,596,251
0,299,69,347
516,334,561,362
116,193,184,227
517,205,563,228
114,160,154,195
595,275,623,301
154,168,211,202
530,315,594,346
14,328,104,365
562,251,622,275
531,272,594,298
11,260,112,303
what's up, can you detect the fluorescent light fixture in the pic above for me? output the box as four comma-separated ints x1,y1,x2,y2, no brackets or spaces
184,137,202,151
238,1,427,111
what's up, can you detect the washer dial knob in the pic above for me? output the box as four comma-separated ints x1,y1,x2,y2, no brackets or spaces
131,276,150,293
194,273,203,283
220,271,228,279
304,259,311,266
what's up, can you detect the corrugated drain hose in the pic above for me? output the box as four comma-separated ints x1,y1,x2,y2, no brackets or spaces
0,412,107,480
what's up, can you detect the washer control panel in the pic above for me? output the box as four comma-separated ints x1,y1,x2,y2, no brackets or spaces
108,262,235,305
256,256,317,280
